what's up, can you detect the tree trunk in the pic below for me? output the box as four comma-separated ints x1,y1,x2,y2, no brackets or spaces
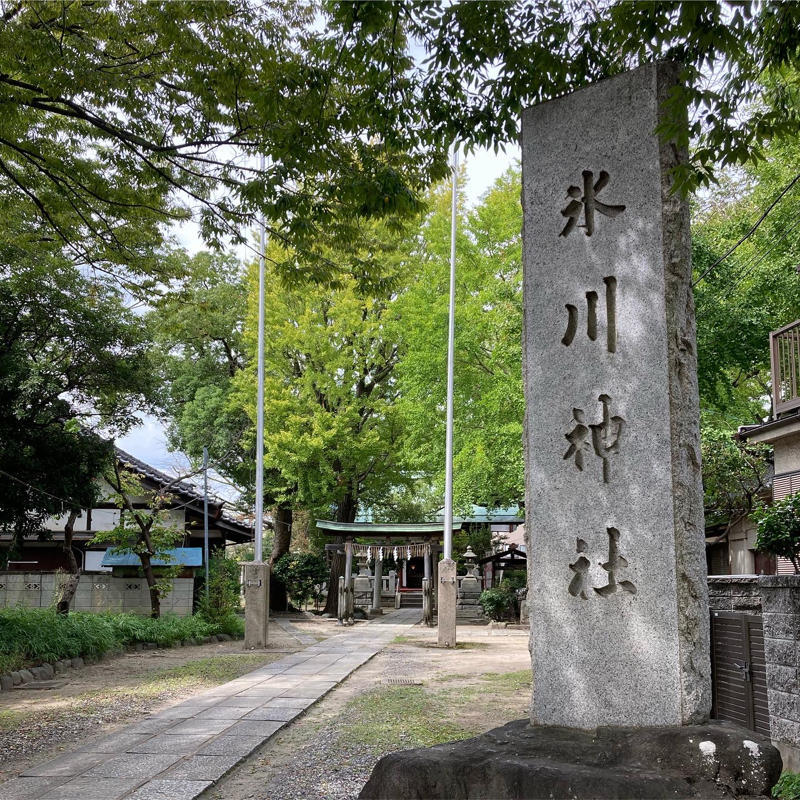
140,551,161,618
56,509,81,615
321,489,357,616
269,504,292,611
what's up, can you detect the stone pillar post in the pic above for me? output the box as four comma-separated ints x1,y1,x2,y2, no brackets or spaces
759,574,800,771
242,561,269,649
371,557,383,614
343,540,354,625
437,559,456,647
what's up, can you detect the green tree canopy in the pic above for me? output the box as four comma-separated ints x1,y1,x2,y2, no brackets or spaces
335,1,800,193
693,133,800,423
395,167,524,511
0,1,449,285
231,226,415,525
0,255,152,556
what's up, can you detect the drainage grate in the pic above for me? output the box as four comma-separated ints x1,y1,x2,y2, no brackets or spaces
382,677,422,686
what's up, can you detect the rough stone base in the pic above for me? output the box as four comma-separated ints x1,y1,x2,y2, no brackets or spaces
359,720,782,799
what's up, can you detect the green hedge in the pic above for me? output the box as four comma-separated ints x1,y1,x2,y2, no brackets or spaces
0,607,243,673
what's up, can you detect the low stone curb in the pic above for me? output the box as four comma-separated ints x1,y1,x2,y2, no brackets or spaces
0,633,243,693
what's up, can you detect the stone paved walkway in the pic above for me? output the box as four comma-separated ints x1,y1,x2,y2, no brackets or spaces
0,609,422,800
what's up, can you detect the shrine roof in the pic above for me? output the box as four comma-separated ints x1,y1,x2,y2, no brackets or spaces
315,520,461,538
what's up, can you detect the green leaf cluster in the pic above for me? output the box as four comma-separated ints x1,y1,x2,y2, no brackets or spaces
753,494,800,573
395,167,524,511
774,772,800,800
272,551,328,607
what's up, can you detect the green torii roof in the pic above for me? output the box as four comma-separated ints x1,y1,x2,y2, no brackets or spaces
315,520,461,539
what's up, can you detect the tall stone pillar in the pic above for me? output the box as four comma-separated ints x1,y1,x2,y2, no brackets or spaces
521,62,710,728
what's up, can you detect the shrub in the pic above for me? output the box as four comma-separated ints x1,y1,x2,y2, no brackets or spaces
754,493,800,572
197,554,241,624
478,587,516,621
774,772,800,800
273,551,328,608
0,607,242,672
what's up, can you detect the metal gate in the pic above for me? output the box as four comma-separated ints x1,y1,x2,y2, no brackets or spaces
710,611,770,736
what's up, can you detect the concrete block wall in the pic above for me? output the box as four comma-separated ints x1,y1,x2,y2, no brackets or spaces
707,575,762,613
760,575,800,771
0,572,193,616
708,574,800,771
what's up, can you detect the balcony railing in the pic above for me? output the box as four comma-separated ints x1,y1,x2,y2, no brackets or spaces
770,320,800,415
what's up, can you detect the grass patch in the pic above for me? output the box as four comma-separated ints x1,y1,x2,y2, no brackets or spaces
774,772,800,799
0,607,243,671
340,669,531,753
344,686,472,751
78,654,273,704
0,710,23,732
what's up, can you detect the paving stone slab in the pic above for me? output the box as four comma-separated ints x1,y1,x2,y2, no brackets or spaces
0,776,68,800
21,750,110,777
243,706,302,722
279,683,335,698
196,735,266,757
167,718,236,736
79,733,154,754
152,705,207,719
263,696,316,708
128,733,214,754
125,717,181,735
215,697,263,709
40,776,143,800
125,778,212,800
223,719,284,738
162,754,243,781
195,705,254,720
84,752,183,779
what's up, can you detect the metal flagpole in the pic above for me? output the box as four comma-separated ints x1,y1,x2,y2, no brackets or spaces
254,152,266,563
203,446,209,600
438,143,458,648
444,145,458,561
244,152,270,649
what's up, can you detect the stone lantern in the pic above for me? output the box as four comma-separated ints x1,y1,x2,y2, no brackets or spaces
458,545,482,614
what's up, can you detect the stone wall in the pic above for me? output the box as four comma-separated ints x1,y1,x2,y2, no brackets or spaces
0,572,194,616
707,575,761,613
707,574,800,771
760,576,800,771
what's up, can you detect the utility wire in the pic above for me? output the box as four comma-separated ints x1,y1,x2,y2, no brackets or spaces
0,469,78,508
693,171,800,288
697,212,800,307
696,214,800,323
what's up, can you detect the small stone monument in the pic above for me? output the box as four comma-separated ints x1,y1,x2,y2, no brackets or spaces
360,63,781,799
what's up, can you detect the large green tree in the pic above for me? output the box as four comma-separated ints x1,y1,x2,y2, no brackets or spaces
0,254,152,564
693,133,800,424
395,168,524,512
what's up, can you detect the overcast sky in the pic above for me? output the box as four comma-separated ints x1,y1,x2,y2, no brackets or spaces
118,144,521,494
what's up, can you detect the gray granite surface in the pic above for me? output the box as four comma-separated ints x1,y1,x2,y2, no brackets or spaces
521,63,711,728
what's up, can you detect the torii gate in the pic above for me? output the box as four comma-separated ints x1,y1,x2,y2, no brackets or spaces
315,520,462,625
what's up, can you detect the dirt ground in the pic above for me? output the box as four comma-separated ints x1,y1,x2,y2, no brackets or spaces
204,622,532,800
0,614,339,782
